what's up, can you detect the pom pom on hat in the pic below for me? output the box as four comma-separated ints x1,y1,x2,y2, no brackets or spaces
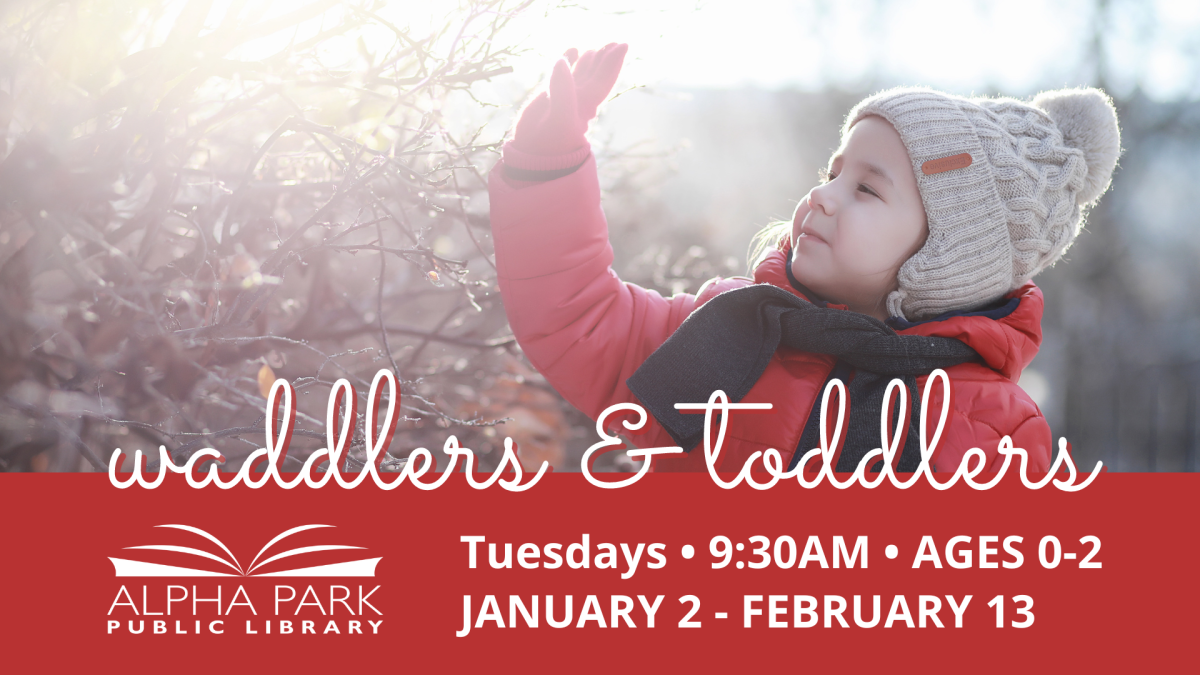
1031,87,1122,204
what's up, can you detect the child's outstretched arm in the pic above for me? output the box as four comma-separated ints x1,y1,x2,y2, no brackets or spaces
487,45,721,434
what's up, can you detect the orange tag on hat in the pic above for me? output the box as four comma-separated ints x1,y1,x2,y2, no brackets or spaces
921,153,973,175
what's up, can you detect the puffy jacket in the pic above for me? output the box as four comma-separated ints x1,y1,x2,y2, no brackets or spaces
488,146,1052,473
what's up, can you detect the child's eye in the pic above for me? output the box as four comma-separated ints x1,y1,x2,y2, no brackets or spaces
818,168,878,198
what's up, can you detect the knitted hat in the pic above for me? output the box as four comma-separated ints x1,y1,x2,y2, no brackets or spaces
841,86,1121,321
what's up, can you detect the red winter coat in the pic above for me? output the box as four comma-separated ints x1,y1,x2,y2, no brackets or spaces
488,146,1052,473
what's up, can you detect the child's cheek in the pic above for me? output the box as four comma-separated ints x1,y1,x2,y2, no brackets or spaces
791,194,812,232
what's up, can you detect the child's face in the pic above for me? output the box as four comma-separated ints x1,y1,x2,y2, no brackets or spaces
790,115,928,320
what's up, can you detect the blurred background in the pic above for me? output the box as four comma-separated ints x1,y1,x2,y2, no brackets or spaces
1,0,1197,473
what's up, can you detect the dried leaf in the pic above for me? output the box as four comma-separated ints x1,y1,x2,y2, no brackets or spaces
257,364,276,398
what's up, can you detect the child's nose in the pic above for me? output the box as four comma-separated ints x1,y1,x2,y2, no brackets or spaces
808,183,836,216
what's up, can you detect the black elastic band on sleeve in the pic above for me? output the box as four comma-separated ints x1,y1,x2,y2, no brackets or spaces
501,157,589,182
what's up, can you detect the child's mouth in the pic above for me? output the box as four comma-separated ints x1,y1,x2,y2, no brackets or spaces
798,230,829,246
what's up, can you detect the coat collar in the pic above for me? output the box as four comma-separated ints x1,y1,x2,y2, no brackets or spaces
752,242,1043,382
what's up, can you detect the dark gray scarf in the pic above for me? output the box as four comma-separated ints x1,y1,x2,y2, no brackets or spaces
625,283,980,472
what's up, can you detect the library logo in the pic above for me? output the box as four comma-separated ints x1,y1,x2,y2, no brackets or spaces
105,524,384,636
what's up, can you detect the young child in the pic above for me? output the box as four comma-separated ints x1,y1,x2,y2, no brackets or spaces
487,43,1121,474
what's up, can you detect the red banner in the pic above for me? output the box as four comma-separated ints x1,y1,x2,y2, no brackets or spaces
1,472,1195,673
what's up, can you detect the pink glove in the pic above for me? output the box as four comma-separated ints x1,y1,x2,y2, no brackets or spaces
503,42,629,172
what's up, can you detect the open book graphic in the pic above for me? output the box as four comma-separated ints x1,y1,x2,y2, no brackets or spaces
108,524,381,577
